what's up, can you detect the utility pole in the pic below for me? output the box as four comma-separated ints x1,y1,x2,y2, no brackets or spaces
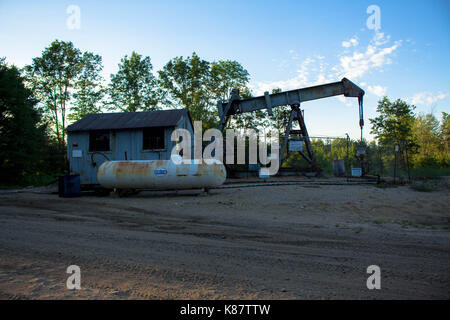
346,133,350,182
404,141,411,182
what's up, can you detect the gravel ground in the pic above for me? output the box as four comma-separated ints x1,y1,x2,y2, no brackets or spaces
0,180,449,299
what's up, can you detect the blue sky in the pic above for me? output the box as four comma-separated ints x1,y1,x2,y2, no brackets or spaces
1,0,449,140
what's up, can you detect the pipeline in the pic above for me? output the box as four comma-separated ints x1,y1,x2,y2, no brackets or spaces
215,180,375,189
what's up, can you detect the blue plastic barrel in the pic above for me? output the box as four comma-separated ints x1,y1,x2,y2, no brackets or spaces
58,175,81,197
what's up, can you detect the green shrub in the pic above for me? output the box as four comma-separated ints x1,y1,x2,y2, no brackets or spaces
410,167,450,179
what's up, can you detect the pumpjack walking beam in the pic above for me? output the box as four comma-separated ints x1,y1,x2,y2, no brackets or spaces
216,78,365,170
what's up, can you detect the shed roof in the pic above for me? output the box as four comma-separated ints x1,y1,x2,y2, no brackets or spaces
66,109,191,132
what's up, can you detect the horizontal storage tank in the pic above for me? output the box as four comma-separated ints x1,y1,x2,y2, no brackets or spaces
97,160,226,190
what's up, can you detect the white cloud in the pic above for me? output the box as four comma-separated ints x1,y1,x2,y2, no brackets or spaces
288,49,300,60
250,57,313,94
339,32,401,79
372,32,391,46
250,32,401,96
342,37,359,48
337,96,353,107
249,55,337,95
367,85,387,97
409,92,449,105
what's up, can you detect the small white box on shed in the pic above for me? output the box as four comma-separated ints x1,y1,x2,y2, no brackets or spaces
289,140,303,152
72,150,82,158
351,168,362,177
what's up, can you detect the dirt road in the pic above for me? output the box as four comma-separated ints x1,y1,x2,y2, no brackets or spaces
0,181,449,299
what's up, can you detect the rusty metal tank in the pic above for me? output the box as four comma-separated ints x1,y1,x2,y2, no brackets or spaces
96,159,226,190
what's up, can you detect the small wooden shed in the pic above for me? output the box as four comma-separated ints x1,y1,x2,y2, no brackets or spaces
66,109,194,187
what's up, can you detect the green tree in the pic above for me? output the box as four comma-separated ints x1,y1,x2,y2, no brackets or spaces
370,97,417,149
264,88,290,135
0,59,48,183
370,97,419,175
209,60,250,102
69,52,105,121
209,60,255,130
412,113,441,167
441,112,449,150
24,40,83,148
440,112,450,167
159,53,255,129
108,51,160,112
437,112,449,166
158,52,211,123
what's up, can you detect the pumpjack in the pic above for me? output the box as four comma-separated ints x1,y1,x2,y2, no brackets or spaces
216,78,365,171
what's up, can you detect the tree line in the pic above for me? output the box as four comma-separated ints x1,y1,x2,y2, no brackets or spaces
285,98,449,177
22,40,254,148
0,39,448,185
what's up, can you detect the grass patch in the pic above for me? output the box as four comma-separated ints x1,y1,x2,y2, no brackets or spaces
373,219,391,225
398,220,413,228
373,182,399,189
371,219,437,229
374,182,387,189
410,180,439,192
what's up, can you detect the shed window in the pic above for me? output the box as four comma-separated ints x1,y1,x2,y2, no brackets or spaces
143,127,165,150
89,130,110,152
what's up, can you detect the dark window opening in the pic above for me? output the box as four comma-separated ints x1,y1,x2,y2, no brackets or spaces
143,127,165,150
89,130,110,152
